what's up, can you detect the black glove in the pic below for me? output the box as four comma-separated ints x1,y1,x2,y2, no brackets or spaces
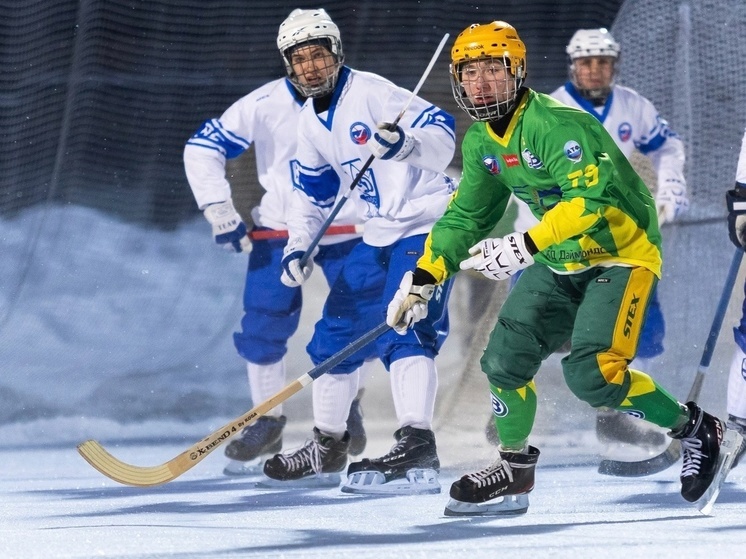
726,182,746,249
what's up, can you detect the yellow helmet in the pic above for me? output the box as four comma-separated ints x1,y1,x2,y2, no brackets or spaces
450,22,527,121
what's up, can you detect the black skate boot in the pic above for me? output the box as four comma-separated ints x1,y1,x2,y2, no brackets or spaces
670,402,743,513
726,415,746,468
223,415,286,476
596,408,666,448
445,445,540,516
341,426,441,494
259,428,350,488
346,395,367,456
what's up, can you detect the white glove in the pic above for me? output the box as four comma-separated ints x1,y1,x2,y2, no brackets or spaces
459,232,535,281
280,237,316,287
655,178,690,225
203,200,251,253
386,270,436,335
366,122,415,161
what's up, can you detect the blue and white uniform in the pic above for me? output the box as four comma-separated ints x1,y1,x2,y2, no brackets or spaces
280,66,456,449
287,66,457,372
514,81,686,359
183,77,362,399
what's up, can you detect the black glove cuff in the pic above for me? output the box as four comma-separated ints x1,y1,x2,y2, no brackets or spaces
412,267,437,287
523,232,539,255
727,187,746,213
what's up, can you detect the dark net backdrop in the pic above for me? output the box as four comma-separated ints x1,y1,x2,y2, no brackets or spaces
1,0,622,228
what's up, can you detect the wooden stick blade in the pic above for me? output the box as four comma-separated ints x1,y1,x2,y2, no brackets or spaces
77,440,186,487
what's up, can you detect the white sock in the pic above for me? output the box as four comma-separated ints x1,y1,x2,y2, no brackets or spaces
356,359,376,397
313,369,360,439
389,355,438,430
728,346,746,419
247,360,286,418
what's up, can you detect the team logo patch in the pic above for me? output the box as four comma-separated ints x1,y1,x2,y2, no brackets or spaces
622,410,645,420
349,122,372,145
502,153,520,167
740,358,746,381
521,148,543,169
482,155,501,175
564,140,582,163
618,122,632,142
490,392,509,417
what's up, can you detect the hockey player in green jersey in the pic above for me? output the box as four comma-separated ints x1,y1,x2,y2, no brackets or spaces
386,20,743,516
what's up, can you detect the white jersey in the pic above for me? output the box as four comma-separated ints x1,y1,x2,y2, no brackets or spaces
287,67,457,248
514,81,687,231
183,77,360,244
736,128,746,185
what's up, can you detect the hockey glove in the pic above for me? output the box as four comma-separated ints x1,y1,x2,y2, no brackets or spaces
655,178,690,225
366,122,415,161
460,232,536,281
203,200,251,253
386,269,436,335
280,237,317,287
727,182,746,249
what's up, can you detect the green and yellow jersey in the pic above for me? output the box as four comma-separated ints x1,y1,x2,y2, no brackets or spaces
418,89,662,283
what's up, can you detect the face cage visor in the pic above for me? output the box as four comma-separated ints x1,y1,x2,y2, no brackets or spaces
568,56,617,103
282,38,343,98
450,56,523,121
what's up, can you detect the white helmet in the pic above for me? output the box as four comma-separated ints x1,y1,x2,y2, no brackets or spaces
277,9,344,97
565,28,620,60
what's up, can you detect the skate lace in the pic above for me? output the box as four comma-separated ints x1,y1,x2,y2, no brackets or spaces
466,458,514,488
278,439,324,475
680,437,705,477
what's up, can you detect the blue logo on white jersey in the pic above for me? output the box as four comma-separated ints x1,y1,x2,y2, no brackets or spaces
521,149,543,169
490,392,508,417
618,122,632,142
482,155,501,175
350,122,372,145
342,158,380,217
564,140,582,163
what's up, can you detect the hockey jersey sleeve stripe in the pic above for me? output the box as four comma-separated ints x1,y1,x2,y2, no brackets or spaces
187,118,249,159
410,106,456,140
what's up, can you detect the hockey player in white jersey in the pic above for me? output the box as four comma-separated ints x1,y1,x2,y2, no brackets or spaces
724,127,746,467
182,10,372,476
489,28,691,453
259,8,457,494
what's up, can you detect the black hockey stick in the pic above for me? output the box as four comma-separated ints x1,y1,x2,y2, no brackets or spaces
599,247,744,477
77,321,390,486
297,32,450,268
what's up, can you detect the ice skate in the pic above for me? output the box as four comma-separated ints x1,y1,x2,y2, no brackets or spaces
596,408,666,449
346,395,367,456
223,415,286,476
341,426,441,495
670,402,744,514
444,446,540,516
258,428,349,488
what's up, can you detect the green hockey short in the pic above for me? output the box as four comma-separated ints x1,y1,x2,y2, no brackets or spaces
481,263,657,409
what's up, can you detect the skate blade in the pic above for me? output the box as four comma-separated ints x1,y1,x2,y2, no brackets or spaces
444,493,529,517
254,472,342,490
341,468,441,495
223,458,264,477
695,429,743,515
